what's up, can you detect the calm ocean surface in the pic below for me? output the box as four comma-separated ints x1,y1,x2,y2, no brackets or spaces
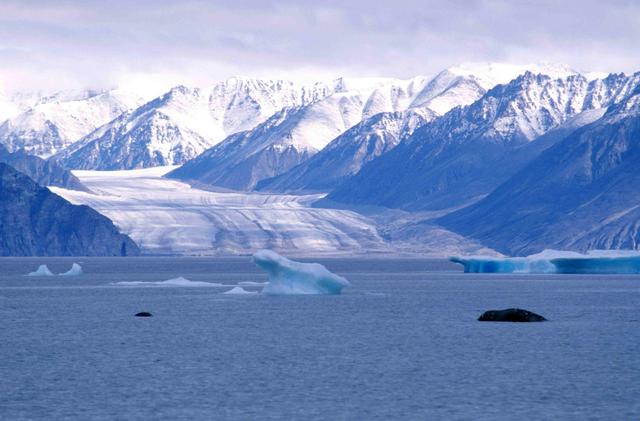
1,257,638,420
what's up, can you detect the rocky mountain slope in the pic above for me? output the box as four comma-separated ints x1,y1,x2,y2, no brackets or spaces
256,110,432,192
0,163,139,256
327,72,637,211
439,79,640,254
0,144,88,191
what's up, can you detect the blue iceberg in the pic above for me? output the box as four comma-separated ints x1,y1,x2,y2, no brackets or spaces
252,250,350,295
26,264,55,277
451,250,640,274
59,263,83,276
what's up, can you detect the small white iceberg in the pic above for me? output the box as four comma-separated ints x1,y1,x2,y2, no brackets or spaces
112,277,225,287
26,265,54,277
223,286,258,295
252,250,350,295
59,263,83,276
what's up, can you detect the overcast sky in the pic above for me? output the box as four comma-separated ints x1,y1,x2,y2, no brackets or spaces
1,0,639,94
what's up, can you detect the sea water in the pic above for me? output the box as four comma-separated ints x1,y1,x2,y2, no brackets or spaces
1,257,638,420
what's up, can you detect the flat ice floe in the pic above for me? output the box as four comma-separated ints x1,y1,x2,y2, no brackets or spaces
26,265,55,277
112,277,225,287
451,250,640,274
253,250,350,295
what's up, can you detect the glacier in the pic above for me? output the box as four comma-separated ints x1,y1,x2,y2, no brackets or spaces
451,250,640,274
253,250,350,295
26,264,55,277
49,166,494,256
59,263,83,276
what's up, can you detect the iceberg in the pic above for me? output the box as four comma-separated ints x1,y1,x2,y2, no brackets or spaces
451,250,640,274
59,263,83,276
223,286,258,295
252,250,350,295
26,264,54,277
551,251,640,274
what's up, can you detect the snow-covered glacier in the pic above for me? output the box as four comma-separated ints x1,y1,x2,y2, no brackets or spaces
253,250,350,295
451,250,640,274
49,166,392,255
50,166,497,256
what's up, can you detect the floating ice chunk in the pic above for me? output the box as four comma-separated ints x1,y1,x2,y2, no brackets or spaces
238,281,268,286
59,263,83,276
551,252,640,274
223,286,258,295
112,277,225,287
449,255,557,273
451,249,640,274
252,250,350,295
26,265,54,277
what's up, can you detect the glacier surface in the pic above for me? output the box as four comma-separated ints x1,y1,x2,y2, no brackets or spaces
49,166,391,255
49,166,495,257
253,250,350,295
451,250,640,274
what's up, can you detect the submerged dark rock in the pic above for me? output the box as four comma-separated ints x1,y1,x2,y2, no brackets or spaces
478,308,547,322
135,312,153,317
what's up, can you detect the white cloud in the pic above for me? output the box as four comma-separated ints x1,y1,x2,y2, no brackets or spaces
0,0,638,93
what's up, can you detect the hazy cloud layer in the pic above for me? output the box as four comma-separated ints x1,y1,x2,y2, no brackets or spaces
1,0,639,92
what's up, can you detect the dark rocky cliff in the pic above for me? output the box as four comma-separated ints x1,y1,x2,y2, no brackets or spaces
0,163,139,256
0,144,88,191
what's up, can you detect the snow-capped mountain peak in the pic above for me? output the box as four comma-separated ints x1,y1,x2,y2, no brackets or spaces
0,89,146,157
447,62,579,88
55,77,339,170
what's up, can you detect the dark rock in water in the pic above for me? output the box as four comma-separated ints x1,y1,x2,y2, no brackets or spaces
135,312,153,317
0,163,140,256
478,308,547,322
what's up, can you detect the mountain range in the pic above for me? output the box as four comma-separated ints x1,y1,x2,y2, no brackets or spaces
327,71,638,210
439,81,640,254
167,64,574,190
2,63,639,256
